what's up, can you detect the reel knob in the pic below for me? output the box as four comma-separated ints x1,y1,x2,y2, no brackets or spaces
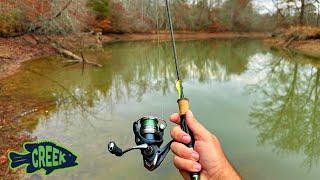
159,123,166,131
108,141,123,156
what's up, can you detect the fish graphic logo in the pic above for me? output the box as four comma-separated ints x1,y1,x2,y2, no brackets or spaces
8,141,78,175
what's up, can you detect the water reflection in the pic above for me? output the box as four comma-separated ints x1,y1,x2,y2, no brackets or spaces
20,40,262,128
72,40,265,100
18,39,266,111
48,40,267,125
249,50,320,169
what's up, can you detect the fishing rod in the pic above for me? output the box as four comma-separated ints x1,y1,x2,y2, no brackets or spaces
107,1,199,179
165,0,199,179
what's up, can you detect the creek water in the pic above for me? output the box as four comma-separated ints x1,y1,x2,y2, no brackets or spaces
1,39,320,179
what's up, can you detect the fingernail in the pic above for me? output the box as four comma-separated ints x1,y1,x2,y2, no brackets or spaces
182,135,191,142
192,152,199,160
170,113,179,122
194,162,201,171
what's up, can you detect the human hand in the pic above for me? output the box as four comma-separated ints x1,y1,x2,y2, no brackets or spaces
170,110,241,180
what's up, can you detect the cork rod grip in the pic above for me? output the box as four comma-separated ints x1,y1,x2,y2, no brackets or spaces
178,98,189,115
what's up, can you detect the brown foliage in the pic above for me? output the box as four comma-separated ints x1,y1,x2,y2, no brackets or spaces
20,0,51,21
0,117,32,178
285,26,320,40
208,22,227,32
0,0,92,36
93,18,112,33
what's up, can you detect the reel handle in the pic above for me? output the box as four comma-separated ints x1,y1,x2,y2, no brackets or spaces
108,141,124,156
108,141,149,157
177,98,200,180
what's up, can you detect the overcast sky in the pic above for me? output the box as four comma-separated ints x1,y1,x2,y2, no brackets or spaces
250,0,319,14
186,0,319,14
252,0,276,14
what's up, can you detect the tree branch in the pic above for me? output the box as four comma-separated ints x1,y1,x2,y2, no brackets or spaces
48,0,73,21
32,0,73,32
272,0,287,20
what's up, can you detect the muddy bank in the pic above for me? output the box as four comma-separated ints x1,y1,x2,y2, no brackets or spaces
264,27,320,59
105,32,267,42
0,32,267,80
264,38,320,59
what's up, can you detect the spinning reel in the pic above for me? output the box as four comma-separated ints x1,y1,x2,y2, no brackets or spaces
108,116,173,171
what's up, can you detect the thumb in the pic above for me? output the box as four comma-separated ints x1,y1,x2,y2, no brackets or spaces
185,110,212,141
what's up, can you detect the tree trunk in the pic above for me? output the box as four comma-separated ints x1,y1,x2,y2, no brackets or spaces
317,3,320,26
299,0,305,25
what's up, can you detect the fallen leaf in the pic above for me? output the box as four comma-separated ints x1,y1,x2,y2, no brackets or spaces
0,155,7,164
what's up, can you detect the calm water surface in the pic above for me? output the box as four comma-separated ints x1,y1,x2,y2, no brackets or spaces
2,39,320,179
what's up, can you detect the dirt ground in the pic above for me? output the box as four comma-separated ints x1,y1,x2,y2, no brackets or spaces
0,35,55,80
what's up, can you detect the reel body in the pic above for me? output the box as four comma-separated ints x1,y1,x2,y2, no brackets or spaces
108,116,173,171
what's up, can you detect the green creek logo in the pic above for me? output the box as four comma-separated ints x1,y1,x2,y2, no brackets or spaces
8,141,78,175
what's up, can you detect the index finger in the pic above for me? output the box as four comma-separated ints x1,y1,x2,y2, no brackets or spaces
170,113,181,125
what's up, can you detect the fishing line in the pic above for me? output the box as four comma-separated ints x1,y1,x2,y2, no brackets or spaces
165,0,183,99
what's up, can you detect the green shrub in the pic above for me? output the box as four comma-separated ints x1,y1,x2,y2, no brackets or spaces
87,0,109,20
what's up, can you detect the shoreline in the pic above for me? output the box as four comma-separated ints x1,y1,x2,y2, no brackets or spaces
264,37,320,59
0,32,267,81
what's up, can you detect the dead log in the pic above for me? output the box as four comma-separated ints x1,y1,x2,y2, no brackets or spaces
51,43,102,68
52,43,82,61
0,56,12,60
22,34,39,45
283,36,296,48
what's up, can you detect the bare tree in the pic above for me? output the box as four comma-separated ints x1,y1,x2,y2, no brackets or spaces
300,0,306,25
